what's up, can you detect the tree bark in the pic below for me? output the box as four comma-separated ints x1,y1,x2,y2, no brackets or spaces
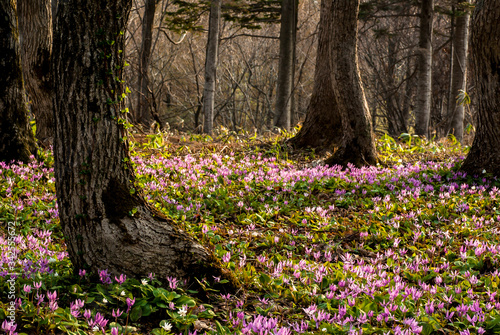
18,0,54,147
447,0,470,143
52,0,237,290
289,0,342,149
202,0,222,135
460,1,500,175
324,0,377,168
0,0,38,163
135,0,157,128
274,0,295,131
414,0,434,139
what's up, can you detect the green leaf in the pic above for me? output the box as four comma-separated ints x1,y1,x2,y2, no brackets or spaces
176,296,196,307
258,273,271,286
130,305,143,322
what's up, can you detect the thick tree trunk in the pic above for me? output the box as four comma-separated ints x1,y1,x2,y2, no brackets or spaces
414,0,434,139
460,2,500,175
0,0,38,163
447,0,470,143
18,0,54,147
274,0,295,131
324,0,377,168
52,0,237,290
135,0,157,128
289,0,342,149
202,0,221,135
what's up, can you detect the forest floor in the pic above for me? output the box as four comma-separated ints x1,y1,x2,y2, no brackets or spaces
1,130,500,335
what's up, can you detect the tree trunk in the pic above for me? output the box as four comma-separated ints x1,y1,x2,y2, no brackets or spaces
18,0,54,147
460,2,500,175
202,0,221,135
274,0,295,131
0,0,38,163
414,0,433,139
324,0,377,168
135,0,157,128
52,0,237,290
289,0,342,149
447,0,470,143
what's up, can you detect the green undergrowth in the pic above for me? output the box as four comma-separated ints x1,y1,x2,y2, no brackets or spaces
4,131,500,335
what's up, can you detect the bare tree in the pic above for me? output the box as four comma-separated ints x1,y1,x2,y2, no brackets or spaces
447,0,470,143
290,0,342,148
135,0,159,128
414,0,434,138
18,0,54,147
324,0,377,167
202,0,222,135
0,0,38,163
274,0,296,131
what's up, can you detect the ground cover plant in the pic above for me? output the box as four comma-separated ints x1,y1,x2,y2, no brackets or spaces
1,131,500,335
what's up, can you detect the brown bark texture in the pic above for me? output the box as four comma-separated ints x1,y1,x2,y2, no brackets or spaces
18,0,54,147
447,0,470,143
135,0,157,128
202,0,221,135
290,0,342,149
52,0,237,291
274,0,296,131
324,0,377,168
460,1,500,175
0,0,38,163
414,0,434,138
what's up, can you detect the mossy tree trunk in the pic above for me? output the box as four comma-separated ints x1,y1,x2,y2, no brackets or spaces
18,0,54,147
324,0,377,168
52,0,237,290
289,0,342,149
0,0,38,163
460,1,500,175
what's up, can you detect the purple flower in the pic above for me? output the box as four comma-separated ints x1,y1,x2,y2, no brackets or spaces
99,269,112,284
1,320,17,335
167,276,179,290
126,297,135,313
83,309,92,319
46,291,57,302
114,274,127,284
112,309,124,318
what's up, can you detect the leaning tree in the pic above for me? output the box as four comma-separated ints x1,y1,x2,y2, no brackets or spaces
324,0,377,167
52,0,236,289
0,0,38,163
460,1,500,175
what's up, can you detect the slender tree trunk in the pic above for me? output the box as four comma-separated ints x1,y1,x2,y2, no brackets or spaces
324,0,377,168
447,0,470,143
202,0,221,135
0,0,38,163
290,0,342,149
52,0,237,290
18,0,54,147
274,0,295,131
414,0,434,139
460,2,500,175
135,0,157,128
